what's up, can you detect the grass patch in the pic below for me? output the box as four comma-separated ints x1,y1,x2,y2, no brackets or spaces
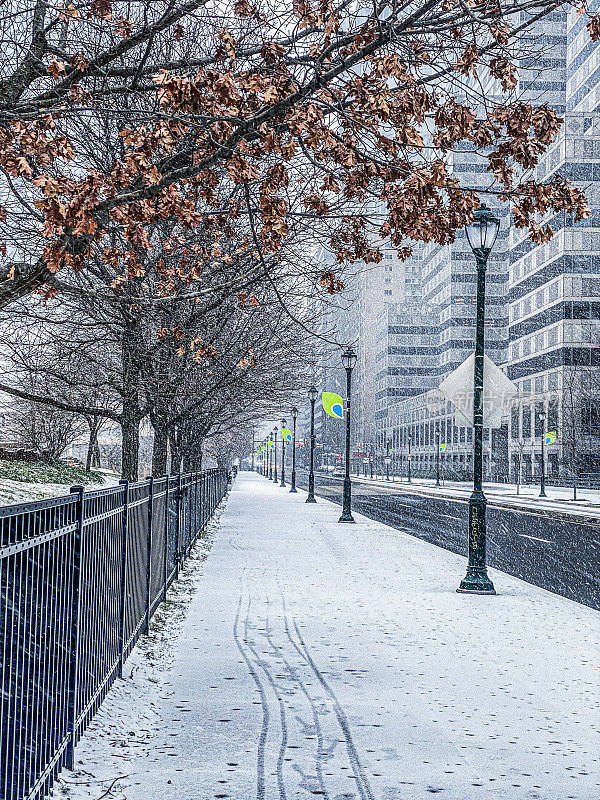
0,460,105,485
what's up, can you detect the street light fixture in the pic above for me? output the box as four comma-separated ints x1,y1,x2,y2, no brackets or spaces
436,429,441,487
280,418,287,487
339,347,357,523
268,437,272,479
407,432,412,483
290,407,298,493
539,410,547,497
458,203,500,596
306,386,318,503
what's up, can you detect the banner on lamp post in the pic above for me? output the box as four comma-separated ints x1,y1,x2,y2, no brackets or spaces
322,392,344,419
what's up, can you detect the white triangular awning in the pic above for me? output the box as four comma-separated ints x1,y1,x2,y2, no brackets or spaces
438,354,518,429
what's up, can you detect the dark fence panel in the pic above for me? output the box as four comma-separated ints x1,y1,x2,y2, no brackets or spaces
0,469,229,800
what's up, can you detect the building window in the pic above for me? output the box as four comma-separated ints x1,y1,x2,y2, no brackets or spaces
522,405,532,438
511,405,520,439
581,402,600,435
384,290,392,296
548,372,558,390
535,333,544,351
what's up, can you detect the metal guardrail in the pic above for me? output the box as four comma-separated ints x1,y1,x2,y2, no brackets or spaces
0,468,229,800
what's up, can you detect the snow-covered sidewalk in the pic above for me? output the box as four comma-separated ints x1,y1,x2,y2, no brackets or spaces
56,472,599,800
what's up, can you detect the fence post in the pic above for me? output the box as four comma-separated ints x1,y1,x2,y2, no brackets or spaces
117,480,129,678
202,472,206,529
66,485,84,770
145,477,153,634
163,476,169,600
175,473,182,578
194,473,199,542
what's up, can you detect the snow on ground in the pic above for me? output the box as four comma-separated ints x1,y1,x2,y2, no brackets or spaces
0,469,119,506
55,472,600,800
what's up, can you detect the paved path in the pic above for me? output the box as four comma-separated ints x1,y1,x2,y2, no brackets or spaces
57,472,600,800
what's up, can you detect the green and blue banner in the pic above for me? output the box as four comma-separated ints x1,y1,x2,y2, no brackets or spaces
439,443,447,452
281,428,292,442
545,431,557,445
322,391,344,419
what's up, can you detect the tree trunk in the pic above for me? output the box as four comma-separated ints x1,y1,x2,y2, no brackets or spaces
152,421,169,476
93,439,101,467
168,428,181,474
121,401,141,482
86,418,100,472
183,447,202,472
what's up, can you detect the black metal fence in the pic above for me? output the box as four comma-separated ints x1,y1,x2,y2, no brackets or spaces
0,468,229,800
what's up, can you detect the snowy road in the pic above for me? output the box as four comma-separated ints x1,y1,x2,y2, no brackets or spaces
56,472,600,800
297,473,600,611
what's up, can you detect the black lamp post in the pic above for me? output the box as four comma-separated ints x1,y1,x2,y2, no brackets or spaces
273,427,278,482
436,430,441,487
290,407,298,493
268,437,272,479
280,418,287,487
306,386,318,503
407,433,412,483
339,347,357,523
458,203,500,596
539,410,547,497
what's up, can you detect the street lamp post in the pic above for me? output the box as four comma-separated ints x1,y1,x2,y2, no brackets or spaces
436,430,441,487
458,203,500,595
268,438,272,479
273,427,278,483
339,347,357,523
539,410,547,497
306,387,318,503
407,433,412,483
290,407,298,493
280,418,287,487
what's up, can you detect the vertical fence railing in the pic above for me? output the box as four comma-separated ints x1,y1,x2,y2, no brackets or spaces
0,468,230,800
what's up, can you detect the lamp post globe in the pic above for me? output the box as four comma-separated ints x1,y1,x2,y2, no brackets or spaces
280,418,287,487
339,347,357,523
458,203,500,595
290,407,298,493
306,386,318,503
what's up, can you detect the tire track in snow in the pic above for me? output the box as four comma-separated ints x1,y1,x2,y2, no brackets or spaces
233,589,269,800
291,617,375,800
272,591,331,800
252,595,289,800
281,601,375,800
